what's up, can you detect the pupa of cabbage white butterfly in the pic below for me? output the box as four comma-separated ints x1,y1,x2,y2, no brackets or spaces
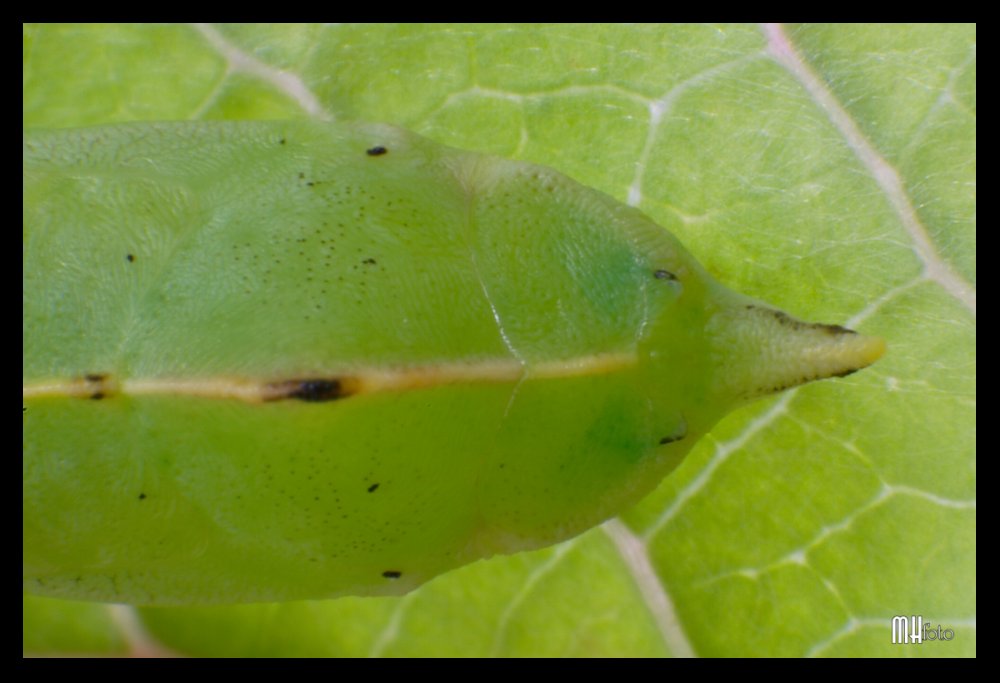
22,120,885,605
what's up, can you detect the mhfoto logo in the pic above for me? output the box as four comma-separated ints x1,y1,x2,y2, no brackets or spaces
891,616,956,644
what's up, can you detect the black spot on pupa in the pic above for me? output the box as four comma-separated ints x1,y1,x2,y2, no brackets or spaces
83,373,110,400
126,253,135,263
367,483,380,493
291,380,346,401
279,138,287,145
653,269,676,281
138,493,147,500
362,257,376,265
382,570,402,579
265,378,353,403
366,146,388,156
831,367,860,378
745,305,856,337
659,417,688,445
816,323,856,337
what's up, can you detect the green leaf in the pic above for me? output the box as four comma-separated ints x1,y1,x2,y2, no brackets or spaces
23,23,975,657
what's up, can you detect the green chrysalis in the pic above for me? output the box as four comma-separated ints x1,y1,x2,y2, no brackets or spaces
22,121,885,605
